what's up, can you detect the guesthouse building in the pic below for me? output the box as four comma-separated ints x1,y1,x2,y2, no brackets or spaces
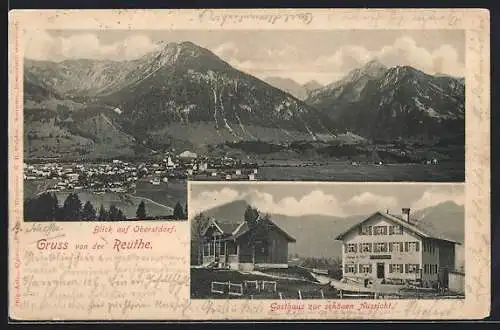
335,208,459,288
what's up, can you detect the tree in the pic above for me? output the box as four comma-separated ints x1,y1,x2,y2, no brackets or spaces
136,200,147,219
244,206,270,261
27,192,59,221
24,198,37,221
191,213,209,265
116,209,127,221
98,204,109,221
81,201,97,221
50,193,60,219
62,193,82,221
108,205,120,221
244,205,260,245
173,201,185,219
244,205,259,225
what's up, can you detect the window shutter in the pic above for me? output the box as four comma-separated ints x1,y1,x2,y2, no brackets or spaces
405,242,409,252
416,242,420,252
400,264,404,273
405,264,409,273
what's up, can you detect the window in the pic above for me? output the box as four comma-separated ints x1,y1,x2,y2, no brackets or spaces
408,242,420,252
409,264,419,273
397,242,404,252
424,264,428,274
389,264,403,273
388,225,403,235
360,225,372,235
359,264,372,273
345,264,357,273
346,244,357,253
389,242,403,252
405,264,419,274
360,243,372,252
374,226,388,236
374,242,388,253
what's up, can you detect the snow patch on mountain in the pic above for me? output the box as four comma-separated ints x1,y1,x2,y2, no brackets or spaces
413,97,440,118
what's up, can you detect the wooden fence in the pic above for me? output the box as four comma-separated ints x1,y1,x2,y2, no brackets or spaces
211,280,274,297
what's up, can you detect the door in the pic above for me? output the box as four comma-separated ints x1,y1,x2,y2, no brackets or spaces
377,263,385,279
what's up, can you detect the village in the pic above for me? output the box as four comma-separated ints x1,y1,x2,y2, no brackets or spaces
23,151,260,194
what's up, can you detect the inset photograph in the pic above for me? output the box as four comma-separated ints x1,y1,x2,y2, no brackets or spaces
189,182,465,300
23,160,187,221
23,29,464,187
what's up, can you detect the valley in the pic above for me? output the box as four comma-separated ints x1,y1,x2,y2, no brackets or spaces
23,40,465,182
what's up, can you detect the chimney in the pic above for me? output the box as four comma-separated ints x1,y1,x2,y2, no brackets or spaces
402,208,411,222
386,209,390,214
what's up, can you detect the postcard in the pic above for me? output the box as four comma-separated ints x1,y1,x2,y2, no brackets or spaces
8,8,490,320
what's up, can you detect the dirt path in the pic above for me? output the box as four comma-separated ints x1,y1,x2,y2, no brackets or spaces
128,194,174,211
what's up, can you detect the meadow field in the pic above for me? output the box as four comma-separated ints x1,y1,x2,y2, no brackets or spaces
134,179,187,207
258,162,464,182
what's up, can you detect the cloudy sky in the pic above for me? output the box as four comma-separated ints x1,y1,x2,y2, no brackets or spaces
189,183,464,218
24,29,464,85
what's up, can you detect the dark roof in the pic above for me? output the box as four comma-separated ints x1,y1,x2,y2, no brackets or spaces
335,211,459,244
202,215,296,243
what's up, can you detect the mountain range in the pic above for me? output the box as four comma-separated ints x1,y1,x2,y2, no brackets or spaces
198,199,465,268
24,41,465,160
305,59,465,141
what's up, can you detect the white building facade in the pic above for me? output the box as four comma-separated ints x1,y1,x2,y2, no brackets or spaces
335,210,459,288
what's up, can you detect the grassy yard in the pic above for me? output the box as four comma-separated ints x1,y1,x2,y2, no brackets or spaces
135,180,187,207
190,268,337,300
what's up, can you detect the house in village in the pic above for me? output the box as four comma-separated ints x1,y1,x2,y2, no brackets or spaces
200,215,296,271
335,208,460,289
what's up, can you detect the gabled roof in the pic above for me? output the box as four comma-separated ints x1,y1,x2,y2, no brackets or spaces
335,211,460,245
201,215,296,243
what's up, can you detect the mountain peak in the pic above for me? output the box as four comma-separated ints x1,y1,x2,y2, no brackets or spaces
360,58,388,76
154,40,204,55
364,58,386,69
